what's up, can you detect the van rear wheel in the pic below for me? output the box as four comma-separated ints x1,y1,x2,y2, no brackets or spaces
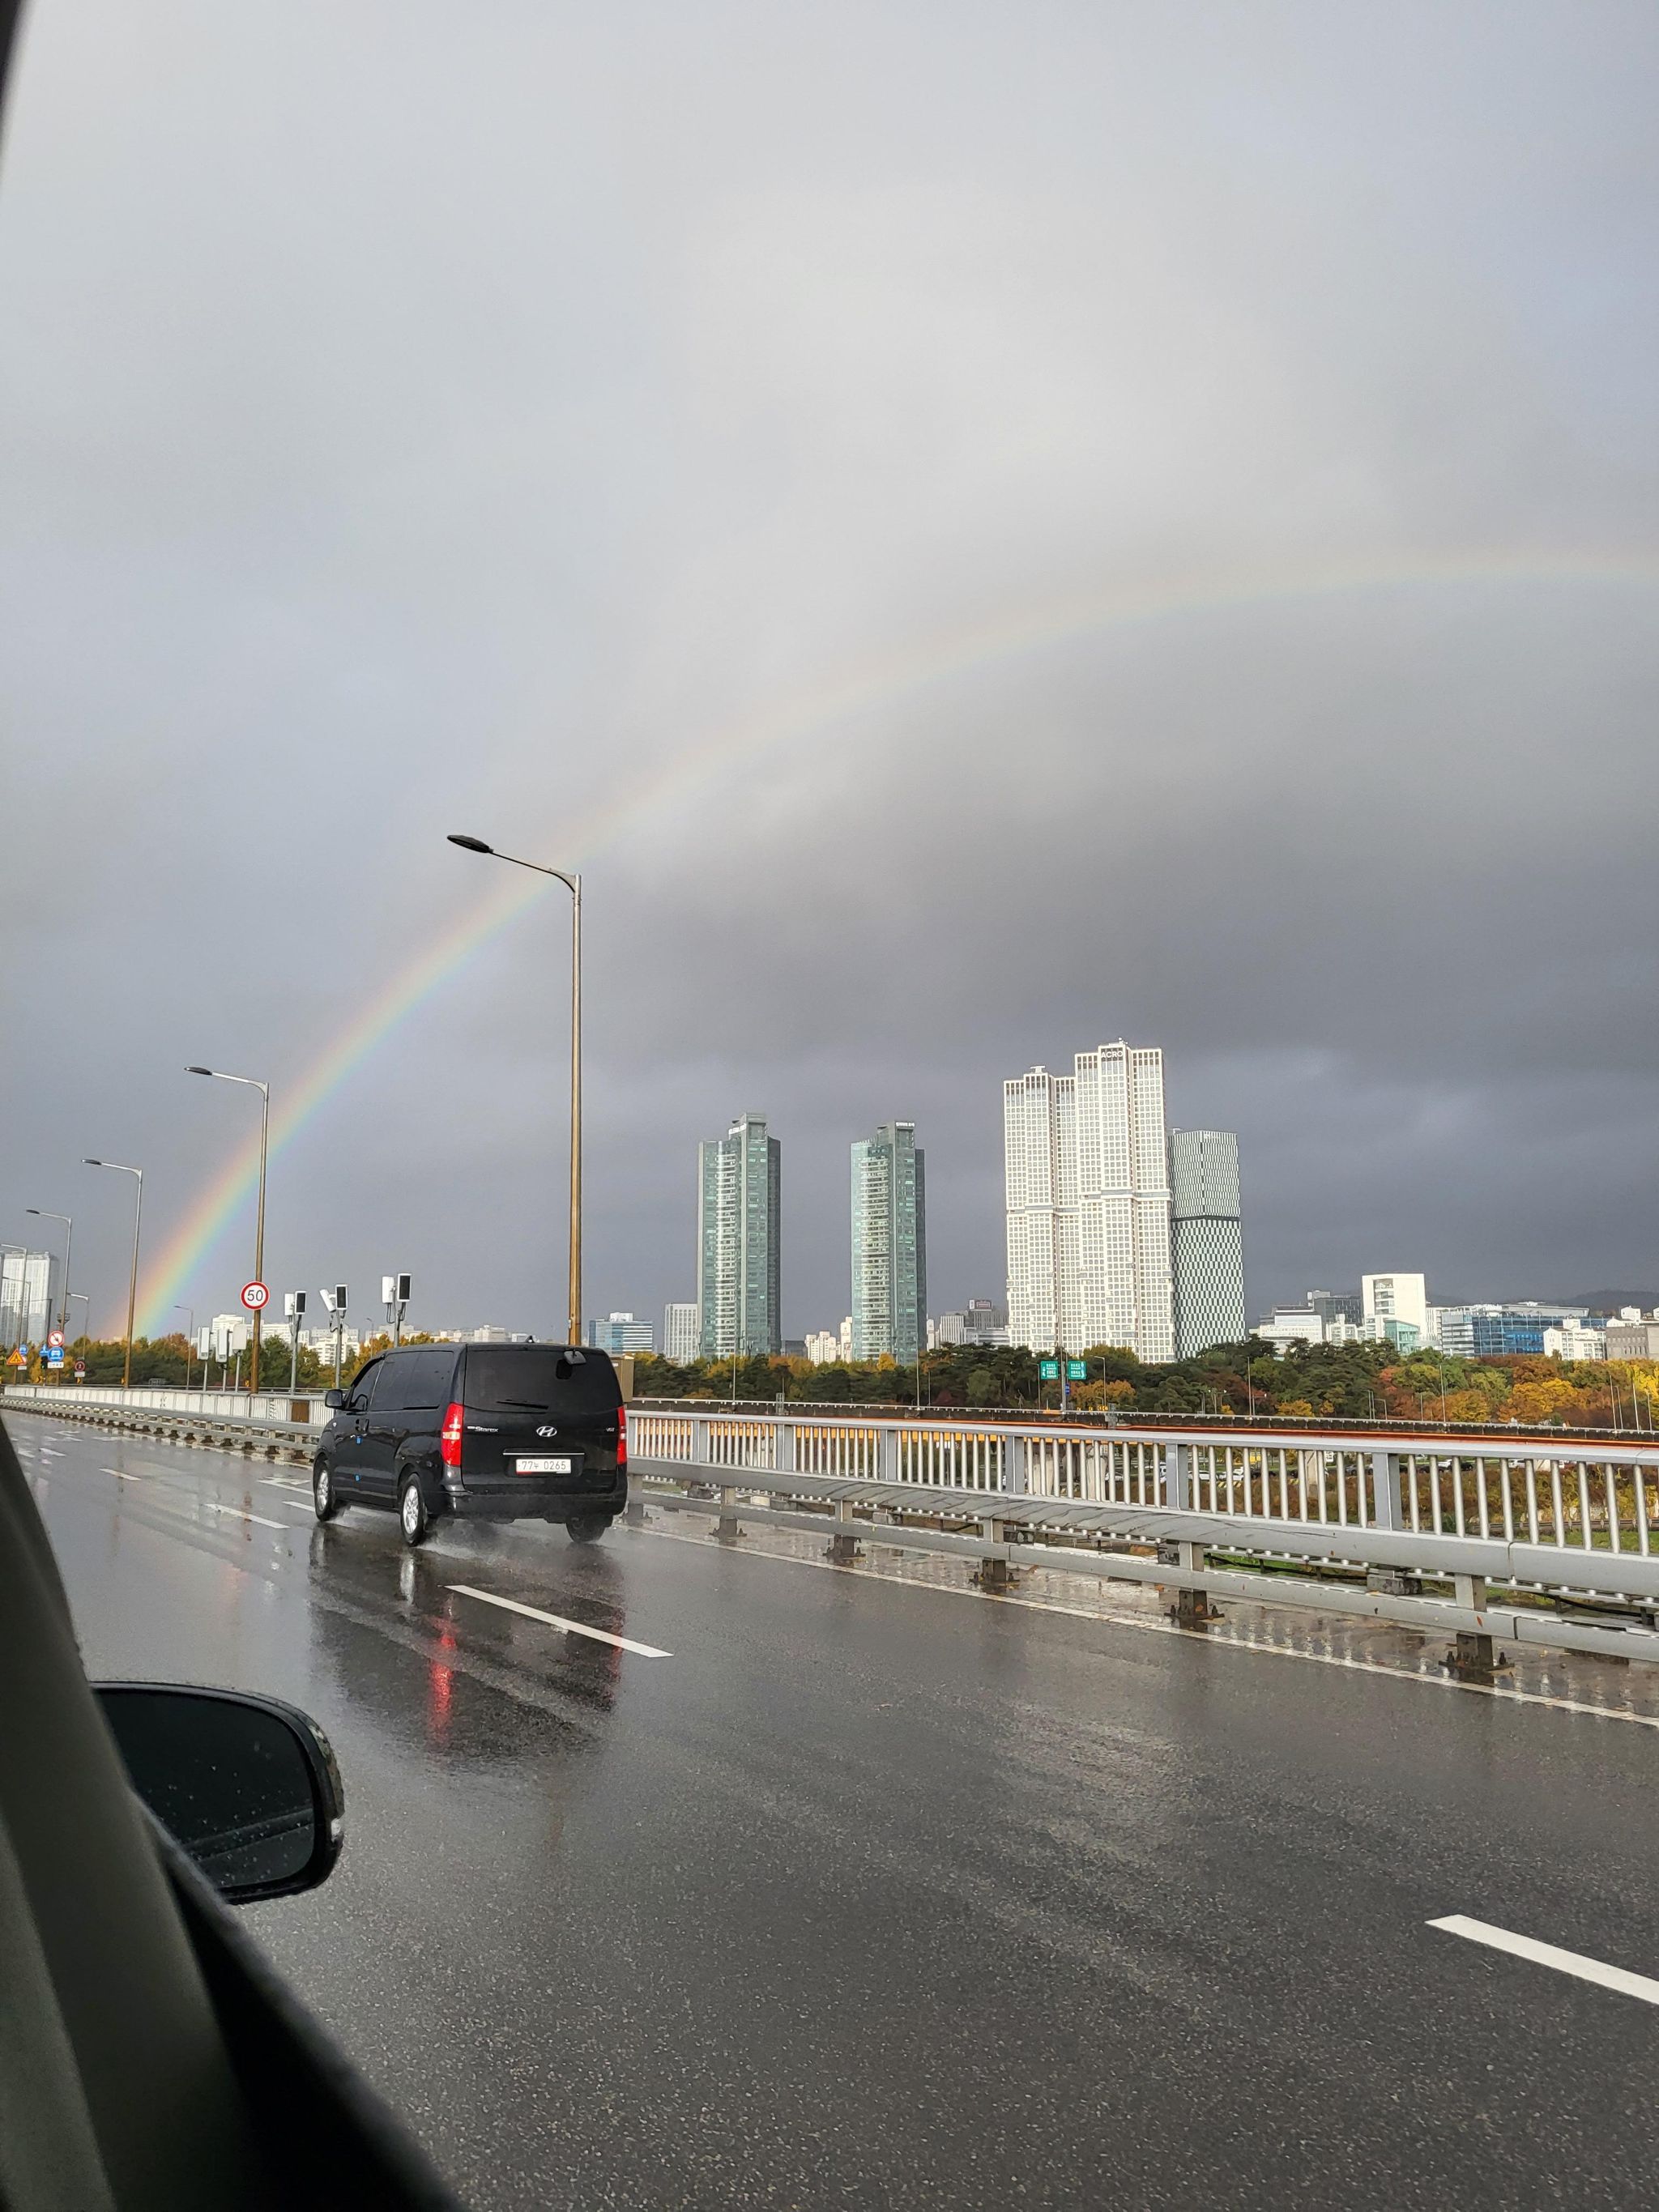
313,1460,341,1522
565,1512,612,1545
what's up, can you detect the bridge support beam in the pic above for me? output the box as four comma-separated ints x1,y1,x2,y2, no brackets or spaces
1444,1575,1508,1681
825,1498,861,1566
1159,1539,1222,1627
715,1485,743,1543
973,1518,1013,1592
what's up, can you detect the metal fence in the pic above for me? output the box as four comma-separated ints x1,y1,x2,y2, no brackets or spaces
12,1386,1659,1664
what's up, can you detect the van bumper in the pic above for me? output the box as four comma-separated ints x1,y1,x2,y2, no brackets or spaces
440,1477,627,1522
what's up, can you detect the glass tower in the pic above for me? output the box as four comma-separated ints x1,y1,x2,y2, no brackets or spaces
851,1122,927,1365
697,1115,782,1357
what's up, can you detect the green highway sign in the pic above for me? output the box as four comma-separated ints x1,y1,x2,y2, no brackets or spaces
1038,1358,1059,1380
1067,1360,1086,1380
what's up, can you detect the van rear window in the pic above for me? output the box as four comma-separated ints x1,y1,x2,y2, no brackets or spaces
462,1348,621,1415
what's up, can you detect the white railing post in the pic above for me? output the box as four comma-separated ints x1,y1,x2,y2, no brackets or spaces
1369,1451,1403,1532
879,1425,900,1484
1003,1434,1027,1495
1166,1443,1191,1511
774,1418,795,1475
692,1417,711,1470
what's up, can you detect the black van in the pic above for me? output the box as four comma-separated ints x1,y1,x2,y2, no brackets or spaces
313,1342,627,1548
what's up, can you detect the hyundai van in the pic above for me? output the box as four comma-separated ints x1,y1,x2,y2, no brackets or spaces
313,1342,626,1546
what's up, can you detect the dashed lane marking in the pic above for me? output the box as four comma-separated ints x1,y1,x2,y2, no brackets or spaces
1430,1916,1659,2006
205,1501,289,1531
448,1583,671,1659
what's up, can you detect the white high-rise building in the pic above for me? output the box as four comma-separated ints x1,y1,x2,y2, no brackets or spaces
1004,1044,1175,1362
663,1302,701,1362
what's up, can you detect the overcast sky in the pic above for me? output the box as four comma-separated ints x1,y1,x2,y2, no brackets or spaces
2,0,1657,1345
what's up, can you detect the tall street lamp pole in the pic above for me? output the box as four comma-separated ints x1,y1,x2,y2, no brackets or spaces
447,835,582,1343
187,1067,271,1390
83,1161,143,1388
24,1208,72,1334
175,1304,195,1388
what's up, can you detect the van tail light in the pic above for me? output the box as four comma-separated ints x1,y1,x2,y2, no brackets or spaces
441,1402,464,1472
616,1404,627,1474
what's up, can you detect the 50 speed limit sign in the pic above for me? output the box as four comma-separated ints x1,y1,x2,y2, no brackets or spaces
241,1281,270,1313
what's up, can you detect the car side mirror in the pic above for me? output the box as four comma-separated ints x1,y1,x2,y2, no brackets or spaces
95,1683,344,1903
324,1387,343,1409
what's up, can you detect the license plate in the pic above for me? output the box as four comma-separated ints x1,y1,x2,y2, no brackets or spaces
514,1455,572,1475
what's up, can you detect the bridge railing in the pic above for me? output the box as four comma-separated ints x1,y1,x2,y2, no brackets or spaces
629,1409,1659,1593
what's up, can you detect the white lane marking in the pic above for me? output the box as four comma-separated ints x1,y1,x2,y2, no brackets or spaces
1430,1916,1659,2007
261,1478,310,1494
635,1523,1659,1729
104,1467,147,1482
448,1583,671,1659
261,1491,317,1512
205,1501,289,1531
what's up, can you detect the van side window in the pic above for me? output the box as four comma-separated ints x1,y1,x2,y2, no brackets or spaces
348,1360,384,1412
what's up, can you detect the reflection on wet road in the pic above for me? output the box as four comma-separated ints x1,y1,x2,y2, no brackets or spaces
14,1413,1659,2212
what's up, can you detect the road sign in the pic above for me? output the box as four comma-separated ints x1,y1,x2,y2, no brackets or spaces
241,1281,270,1312
74,1366,86,1381
45,1347,63,1368
1067,1360,1086,1381
1038,1357,1059,1380
48,1330,65,1349
6,1346,26,1368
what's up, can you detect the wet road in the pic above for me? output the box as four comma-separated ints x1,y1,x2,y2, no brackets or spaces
12,1412,1659,2211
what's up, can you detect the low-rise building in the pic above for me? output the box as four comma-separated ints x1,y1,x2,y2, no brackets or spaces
936,1299,1010,1348
588,1312,655,1355
1606,1316,1659,1361
663,1302,701,1362
1542,1319,1607,1361
1436,1302,1589,1358
1254,1309,1324,1353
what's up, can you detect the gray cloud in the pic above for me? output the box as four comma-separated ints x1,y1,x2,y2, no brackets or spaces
2,0,1657,1340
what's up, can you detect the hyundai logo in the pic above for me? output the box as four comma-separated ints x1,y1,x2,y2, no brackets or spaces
535,1424,558,1437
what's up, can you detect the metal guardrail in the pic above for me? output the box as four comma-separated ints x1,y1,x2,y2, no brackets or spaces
2,1387,317,1464
11,1387,1659,1667
628,1409,1659,1668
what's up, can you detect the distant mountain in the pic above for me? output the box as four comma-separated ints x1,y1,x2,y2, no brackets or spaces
1560,1290,1659,1317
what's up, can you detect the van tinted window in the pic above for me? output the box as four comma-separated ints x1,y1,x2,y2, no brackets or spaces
462,1348,621,1415
375,1348,456,1411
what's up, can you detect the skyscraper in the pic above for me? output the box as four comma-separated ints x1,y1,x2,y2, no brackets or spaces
697,1114,782,1357
1169,1128,1245,1356
0,1250,58,1349
851,1121,927,1364
1003,1044,1175,1362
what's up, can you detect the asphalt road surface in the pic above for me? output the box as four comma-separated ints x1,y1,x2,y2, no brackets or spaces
12,1411,1658,2211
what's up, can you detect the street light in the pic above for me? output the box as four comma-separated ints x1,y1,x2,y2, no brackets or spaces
174,1305,195,1388
447,833,582,1342
83,1160,143,1389
187,1066,271,1390
24,1208,71,1335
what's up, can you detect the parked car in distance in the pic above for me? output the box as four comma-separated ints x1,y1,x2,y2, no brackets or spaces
313,1342,627,1548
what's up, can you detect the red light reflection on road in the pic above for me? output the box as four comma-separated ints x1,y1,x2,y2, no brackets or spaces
427,1622,458,1743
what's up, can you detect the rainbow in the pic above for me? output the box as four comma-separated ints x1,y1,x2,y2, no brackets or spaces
136,543,1659,1332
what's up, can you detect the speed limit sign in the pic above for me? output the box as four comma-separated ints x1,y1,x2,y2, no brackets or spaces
241,1281,270,1312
